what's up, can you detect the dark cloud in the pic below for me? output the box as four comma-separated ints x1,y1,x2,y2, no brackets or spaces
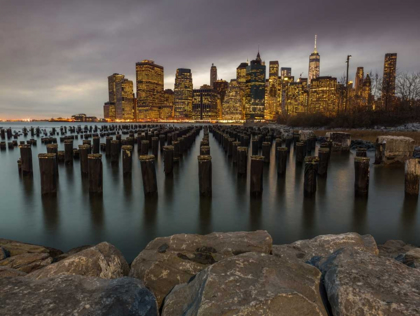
0,0,419,119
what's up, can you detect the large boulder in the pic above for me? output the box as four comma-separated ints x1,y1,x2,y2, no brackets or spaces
27,242,129,280
0,275,158,316
55,245,93,262
312,248,420,316
0,266,27,278
129,231,272,307
0,238,62,257
378,239,416,258
272,232,378,263
0,252,52,273
162,252,328,316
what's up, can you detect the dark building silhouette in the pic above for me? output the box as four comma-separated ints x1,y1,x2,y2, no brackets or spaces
210,63,217,88
382,53,397,110
245,51,266,120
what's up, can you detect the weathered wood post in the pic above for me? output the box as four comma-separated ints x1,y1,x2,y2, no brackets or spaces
110,140,120,163
374,142,383,164
121,145,133,174
405,158,420,195
19,144,33,175
252,138,259,155
38,153,57,195
277,147,288,176
173,141,180,162
93,137,100,154
285,135,293,152
140,140,149,155
237,147,248,176
318,148,330,177
232,141,240,163
163,146,174,174
79,144,90,175
304,156,319,197
139,155,158,196
88,154,103,194
106,137,112,156
200,146,210,156
250,155,264,196
151,137,159,157
356,148,367,157
64,140,73,164
46,144,59,177
354,157,370,196
198,155,212,196
262,142,271,163
295,142,305,163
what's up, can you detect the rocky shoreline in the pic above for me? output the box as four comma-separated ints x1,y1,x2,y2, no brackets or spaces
1,232,419,315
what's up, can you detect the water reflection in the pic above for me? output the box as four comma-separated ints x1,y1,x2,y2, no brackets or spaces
143,196,158,236
89,194,104,232
123,174,133,200
249,197,262,231
352,196,368,233
302,197,316,238
199,197,212,234
42,195,59,233
21,175,34,204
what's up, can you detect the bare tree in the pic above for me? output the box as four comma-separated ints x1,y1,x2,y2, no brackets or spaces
396,72,420,107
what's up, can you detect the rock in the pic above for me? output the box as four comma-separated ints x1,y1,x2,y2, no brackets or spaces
404,248,420,268
162,252,328,316
0,275,158,316
55,245,93,262
313,248,420,316
27,242,129,280
0,252,52,273
129,230,272,307
0,246,9,260
0,266,27,278
0,238,62,257
378,239,416,258
272,232,378,263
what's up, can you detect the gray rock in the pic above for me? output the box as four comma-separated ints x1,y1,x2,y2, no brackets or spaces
378,239,416,258
403,248,420,268
272,232,378,263
0,275,158,316
162,252,328,316
0,252,52,273
313,248,420,316
0,266,27,278
55,245,93,262
27,242,129,280
129,230,272,307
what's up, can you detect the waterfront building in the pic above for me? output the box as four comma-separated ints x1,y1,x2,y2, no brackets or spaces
174,68,193,119
281,67,292,77
278,75,294,115
245,52,266,120
265,61,279,120
213,79,229,105
107,73,125,120
308,35,320,85
382,53,397,110
103,102,116,121
222,79,243,120
355,67,364,95
192,85,220,120
308,76,338,116
136,60,164,119
210,64,217,87
116,78,135,121
286,81,309,115
236,62,248,119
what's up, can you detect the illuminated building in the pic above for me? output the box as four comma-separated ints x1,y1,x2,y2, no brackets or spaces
281,67,292,77
213,79,229,105
286,81,309,115
265,61,279,120
136,60,164,119
278,75,294,115
236,62,248,118
308,76,338,116
116,78,135,121
192,85,220,120
107,73,125,120
245,52,266,120
210,64,217,87
382,53,397,109
308,35,320,85
222,79,243,120
174,68,193,119
164,89,174,107
361,74,372,108
354,67,364,95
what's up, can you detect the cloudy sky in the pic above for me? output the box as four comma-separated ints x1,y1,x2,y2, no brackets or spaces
1,0,419,119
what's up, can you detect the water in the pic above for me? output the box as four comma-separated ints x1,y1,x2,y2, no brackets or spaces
0,122,419,262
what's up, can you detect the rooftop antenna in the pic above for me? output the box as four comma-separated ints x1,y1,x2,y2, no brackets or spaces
314,35,318,53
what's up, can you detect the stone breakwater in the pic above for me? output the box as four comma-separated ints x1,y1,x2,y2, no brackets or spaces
1,232,419,316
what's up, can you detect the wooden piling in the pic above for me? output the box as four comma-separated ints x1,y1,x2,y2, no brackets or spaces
19,144,33,175
163,146,174,174
304,156,319,197
250,156,264,196
356,148,367,157
151,137,159,157
237,147,248,176
354,157,370,196
277,147,288,176
262,142,271,163
38,153,57,195
46,144,59,177
88,154,103,194
405,158,420,195
318,148,330,177
121,145,133,174
93,137,100,154
79,144,90,175
198,155,212,197
106,137,112,156
140,140,149,155
139,155,158,196
200,146,210,156
295,142,305,163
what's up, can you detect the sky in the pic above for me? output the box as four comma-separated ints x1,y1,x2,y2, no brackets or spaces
1,0,419,119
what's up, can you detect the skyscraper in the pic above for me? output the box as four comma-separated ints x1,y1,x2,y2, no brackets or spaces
174,68,193,119
106,73,125,120
361,74,372,108
222,79,243,120
245,51,266,120
382,53,397,110
116,78,135,121
136,60,164,119
210,64,217,87
193,85,220,120
213,79,229,105
309,76,338,116
281,67,292,77
266,61,279,119
236,62,248,119
355,67,364,95
308,35,320,85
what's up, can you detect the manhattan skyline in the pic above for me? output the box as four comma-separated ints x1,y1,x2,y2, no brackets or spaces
0,0,419,119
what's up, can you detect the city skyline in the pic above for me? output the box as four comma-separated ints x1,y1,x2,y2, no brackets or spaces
1,0,419,119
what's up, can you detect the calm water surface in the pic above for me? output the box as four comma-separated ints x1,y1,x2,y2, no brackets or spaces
0,122,418,262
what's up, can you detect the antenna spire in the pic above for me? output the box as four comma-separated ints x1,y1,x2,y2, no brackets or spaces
314,35,317,53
